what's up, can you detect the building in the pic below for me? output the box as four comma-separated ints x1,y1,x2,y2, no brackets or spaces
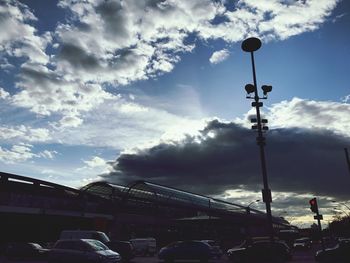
0,171,295,246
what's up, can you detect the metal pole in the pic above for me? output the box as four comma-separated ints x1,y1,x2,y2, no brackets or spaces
250,52,274,241
345,148,350,176
316,209,325,251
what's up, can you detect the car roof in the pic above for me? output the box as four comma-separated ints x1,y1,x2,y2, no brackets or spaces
57,238,98,242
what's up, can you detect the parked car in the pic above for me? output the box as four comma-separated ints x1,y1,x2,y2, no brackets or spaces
59,230,110,243
158,240,212,262
315,239,350,262
48,239,121,263
5,242,48,260
107,241,135,262
60,230,133,260
130,237,156,256
227,240,292,262
335,237,350,243
201,240,223,258
278,229,299,248
293,237,311,249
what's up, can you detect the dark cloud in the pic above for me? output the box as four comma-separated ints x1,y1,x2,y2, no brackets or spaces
95,0,129,39
105,119,350,199
19,66,61,88
59,43,101,70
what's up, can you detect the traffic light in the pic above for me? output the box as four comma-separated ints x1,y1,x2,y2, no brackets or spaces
309,198,318,213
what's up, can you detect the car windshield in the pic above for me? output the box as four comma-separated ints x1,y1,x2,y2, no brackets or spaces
29,243,42,249
85,240,109,251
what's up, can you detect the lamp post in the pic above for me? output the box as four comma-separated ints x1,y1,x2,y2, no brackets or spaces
345,148,350,176
241,37,274,241
246,199,260,214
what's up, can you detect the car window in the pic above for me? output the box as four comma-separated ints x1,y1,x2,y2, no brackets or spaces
85,240,109,251
92,233,109,243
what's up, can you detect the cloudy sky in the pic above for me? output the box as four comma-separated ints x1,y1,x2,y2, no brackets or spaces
1,0,350,226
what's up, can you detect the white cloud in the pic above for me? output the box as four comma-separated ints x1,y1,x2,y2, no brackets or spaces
342,94,350,103
237,97,350,138
268,98,350,137
58,115,84,128
0,0,51,64
76,156,112,176
332,13,346,23
0,0,339,127
0,143,57,163
0,57,14,71
241,0,339,40
0,87,10,99
0,143,36,163
12,66,115,118
83,156,108,168
0,125,51,142
50,99,206,151
209,49,230,64
39,150,57,159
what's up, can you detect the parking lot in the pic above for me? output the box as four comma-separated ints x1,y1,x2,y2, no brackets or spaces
0,245,323,263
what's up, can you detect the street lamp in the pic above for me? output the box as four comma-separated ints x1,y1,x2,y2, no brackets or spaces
246,199,260,214
241,37,274,241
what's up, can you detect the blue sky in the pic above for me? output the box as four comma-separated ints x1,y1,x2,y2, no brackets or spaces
1,0,350,226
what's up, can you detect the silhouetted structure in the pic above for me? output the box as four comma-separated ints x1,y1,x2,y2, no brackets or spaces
0,172,295,247
345,148,350,176
242,37,274,241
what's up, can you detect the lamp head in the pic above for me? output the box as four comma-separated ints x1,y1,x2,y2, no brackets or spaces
245,84,255,94
241,37,262,52
261,85,272,95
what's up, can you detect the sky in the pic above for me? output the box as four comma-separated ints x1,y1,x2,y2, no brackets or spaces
0,0,350,227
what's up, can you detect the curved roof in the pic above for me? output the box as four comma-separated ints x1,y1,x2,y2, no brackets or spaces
0,172,291,226
81,180,271,218
80,181,127,200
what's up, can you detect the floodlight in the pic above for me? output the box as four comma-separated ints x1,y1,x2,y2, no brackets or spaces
245,84,255,94
262,85,272,95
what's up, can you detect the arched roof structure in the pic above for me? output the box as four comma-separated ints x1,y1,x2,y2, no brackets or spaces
81,180,289,226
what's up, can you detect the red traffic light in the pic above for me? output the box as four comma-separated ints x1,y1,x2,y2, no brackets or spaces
309,198,318,213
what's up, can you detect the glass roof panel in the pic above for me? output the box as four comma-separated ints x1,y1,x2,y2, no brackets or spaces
125,181,157,201
134,181,211,208
82,182,114,198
